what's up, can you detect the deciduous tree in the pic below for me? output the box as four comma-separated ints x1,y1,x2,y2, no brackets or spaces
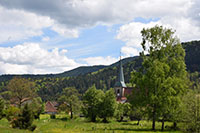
131,25,188,130
7,77,36,108
58,87,81,119
82,85,104,122
99,89,117,122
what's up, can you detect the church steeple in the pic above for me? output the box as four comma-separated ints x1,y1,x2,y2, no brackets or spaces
115,56,126,88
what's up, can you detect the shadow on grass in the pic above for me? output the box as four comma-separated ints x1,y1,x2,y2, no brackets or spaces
107,128,177,132
56,117,68,121
122,122,138,126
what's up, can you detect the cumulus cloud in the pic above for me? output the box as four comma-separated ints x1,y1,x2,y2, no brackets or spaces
82,56,118,66
0,43,81,74
0,0,196,28
0,0,199,74
0,0,199,42
0,6,81,43
117,14,200,56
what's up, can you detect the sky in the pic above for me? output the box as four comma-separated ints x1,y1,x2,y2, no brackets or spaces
0,0,199,74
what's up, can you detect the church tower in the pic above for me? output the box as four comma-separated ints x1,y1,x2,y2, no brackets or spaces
114,57,126,98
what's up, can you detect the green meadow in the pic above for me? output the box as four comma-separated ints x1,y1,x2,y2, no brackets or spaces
0,114,183,133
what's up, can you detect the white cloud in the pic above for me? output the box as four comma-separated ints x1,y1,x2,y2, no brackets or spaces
0,0,198,43
0,43,82,74
0,0,195,28
51,24,79,38
0,6,81,43
117,16,200,56
82,56,118,66
0,6,54,43
121,46,140,58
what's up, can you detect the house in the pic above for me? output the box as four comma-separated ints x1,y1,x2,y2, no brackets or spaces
114,58,134,103
45,101,58,114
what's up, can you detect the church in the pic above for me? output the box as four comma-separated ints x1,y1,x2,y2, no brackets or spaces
114,58,133,103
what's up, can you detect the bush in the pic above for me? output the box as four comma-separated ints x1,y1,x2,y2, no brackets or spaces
5,106,20,121
10,104,36,131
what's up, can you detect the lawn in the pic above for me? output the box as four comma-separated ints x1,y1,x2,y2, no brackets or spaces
0,114,183,133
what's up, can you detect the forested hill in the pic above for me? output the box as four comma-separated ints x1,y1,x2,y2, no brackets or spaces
182,40,200,72
0,40,200,101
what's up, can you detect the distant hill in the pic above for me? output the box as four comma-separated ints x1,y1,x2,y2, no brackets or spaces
0,40,200,101
54,65,107,77
182,40,200,72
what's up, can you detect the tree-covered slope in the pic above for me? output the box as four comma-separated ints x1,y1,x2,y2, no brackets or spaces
182,40,200,72
0,40,199,101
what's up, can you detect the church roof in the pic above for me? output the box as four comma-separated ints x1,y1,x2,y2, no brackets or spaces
114,58,126,88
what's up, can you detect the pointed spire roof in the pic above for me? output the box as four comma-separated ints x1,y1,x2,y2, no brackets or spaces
115,56,126,87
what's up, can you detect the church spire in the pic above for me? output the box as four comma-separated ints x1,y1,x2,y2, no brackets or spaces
114,54,126,87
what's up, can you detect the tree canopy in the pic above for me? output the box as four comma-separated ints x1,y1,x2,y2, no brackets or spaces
131,25,188,130
7,77,36,108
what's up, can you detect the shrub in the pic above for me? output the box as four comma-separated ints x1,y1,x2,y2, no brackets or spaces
5,106,20,121
10,104,36,131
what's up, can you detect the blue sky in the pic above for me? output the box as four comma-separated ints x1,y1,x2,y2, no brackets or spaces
0,0,199,74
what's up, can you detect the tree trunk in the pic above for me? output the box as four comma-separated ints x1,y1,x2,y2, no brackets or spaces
91,116,96,122
173,122,177,130
152,104,156,130
120,116,123,122
161,119,164,131
137,120,140,125
70,107,73,119
18,98,23,109
103,117,107,123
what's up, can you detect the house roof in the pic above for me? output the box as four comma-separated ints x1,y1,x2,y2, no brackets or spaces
45,101,57,113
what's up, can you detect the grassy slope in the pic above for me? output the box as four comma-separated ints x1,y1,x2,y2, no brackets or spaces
0,114,182,133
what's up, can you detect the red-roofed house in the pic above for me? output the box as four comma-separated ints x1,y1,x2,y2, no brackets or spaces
45,101,58,114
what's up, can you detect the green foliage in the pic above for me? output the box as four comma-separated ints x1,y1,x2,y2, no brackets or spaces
82,85,104,122
181,90,200,132
99,89,117,122
11,104,36,131
115,103,131,122
5,105,20,121
131,25,188,130
29,97,44,119
129,106,144,125
58,87,82,119
7,77,36,108
0,98,5,120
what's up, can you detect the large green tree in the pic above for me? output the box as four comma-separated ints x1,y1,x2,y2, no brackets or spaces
82,85,104,122
99,89,117,122
29,97,44,119
7,77,36,108
58,87,82,119
131,25,188,130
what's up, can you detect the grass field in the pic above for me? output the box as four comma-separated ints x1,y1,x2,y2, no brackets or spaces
0,114,183,133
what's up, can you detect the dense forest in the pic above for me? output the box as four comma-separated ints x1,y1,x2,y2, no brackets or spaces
0,40,200,101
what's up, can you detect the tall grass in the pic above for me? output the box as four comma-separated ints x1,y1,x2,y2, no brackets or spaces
0,114,182,133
